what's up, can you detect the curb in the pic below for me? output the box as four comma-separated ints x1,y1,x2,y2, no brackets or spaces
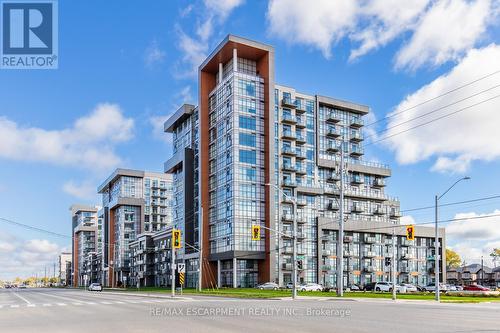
101,291,193,300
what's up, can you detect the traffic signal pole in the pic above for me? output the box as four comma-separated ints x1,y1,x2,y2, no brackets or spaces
171,240,175,297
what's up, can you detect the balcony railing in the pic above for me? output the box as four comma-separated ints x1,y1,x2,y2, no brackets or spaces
282,178,297,187
373,178,386,187
282,146,296,156
282,114,297,124
350,117,363,127
281,97,296,108
326,112,340,123
281,130,296,140
326,127,341,138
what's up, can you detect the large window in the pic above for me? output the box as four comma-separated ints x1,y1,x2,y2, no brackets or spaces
239,133,256,147
239,149,256,164
239,115,256,130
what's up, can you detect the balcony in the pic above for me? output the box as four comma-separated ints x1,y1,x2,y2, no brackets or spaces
296,215,307,224
322,265,333,271
281,195,293,204
350,147,364,156
372,178,386,187
344,236,353,243
295,165,306,175
326,141,340,153
373,207,385,215
327,202,339,211
295,149,306,159
282,246,294,254
282,114,297,124
324,186,337,195
281,97,296,108
282,163,296,172
296,198,307,206
282,214,294,222
295,101,306,113
343,250,354,257
351,175,364,184
363,251,376,258
327,173,340,182
401,239,414,247
322,249,333,256
350,132,363,142
281,130,296,140
351,204,364,213
350,117,363,128
401,253,415,260
326,127,341,138
389,209,401,218
326,112,340,123
281,230,293,238
282,263,292,270
296,116,306,128
282,146,296,156
400,267,410,273
364,236,377,244
295,134,306,144
364,266,375,273
282,178,297,187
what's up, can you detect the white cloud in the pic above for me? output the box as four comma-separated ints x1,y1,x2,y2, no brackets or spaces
175,0,245,78
400,215,415,225
62,180,98,201
446,209,500,265
267,0,358,58
396,0,494,70
144,40,166,68
0,103,134,172
383,44,500,173
266,0,498,69
0,233,64,280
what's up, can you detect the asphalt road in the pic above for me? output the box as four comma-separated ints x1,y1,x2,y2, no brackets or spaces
0,288,499,333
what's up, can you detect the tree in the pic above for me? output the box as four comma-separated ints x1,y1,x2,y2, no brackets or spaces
490,248,500,267
446,248,461,268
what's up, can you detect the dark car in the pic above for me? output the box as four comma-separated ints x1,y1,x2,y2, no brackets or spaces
463,284,490,291
363,282,377,291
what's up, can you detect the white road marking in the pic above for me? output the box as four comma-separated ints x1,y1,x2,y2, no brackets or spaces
10,305,20,308
27,304,36,307
101,301,112,304
85,302,96,305
43,304,52,307
11,291,32,305
56,303,67,306
141,300,152,303
114,301,125,304
73,303,83,306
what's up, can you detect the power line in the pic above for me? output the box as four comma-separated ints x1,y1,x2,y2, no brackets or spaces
365,93,500,146
364,83,500,142
0,217,70,239
401,195,500,213
365,69,500,127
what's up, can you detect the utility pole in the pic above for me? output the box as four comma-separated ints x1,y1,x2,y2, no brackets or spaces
337,139,344,297
392,227,396,301
44,266,47,287
481,256,484,285
171,237,176,297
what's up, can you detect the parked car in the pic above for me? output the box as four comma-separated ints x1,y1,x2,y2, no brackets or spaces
88,283,103,292
423,283,448,292
256,282,279,290
456,285,464,291
402,284,418,292
346,284,360,291
446,284,457,291
363,282,376,291
299,283,323,291
463,284,490,291
18,284,27,289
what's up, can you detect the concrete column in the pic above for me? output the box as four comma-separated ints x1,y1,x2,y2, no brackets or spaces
217,260,221,288
218,63,223,84
233,257,237,288
233,48,238,72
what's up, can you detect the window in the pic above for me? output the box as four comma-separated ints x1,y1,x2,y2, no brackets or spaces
239,116,256,130
239,133,256,147
239,150,256,164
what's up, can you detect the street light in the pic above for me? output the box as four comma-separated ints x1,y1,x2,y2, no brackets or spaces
266,183,298,300
434,176,470,301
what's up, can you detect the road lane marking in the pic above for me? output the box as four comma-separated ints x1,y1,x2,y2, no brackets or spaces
101,301,112,304
10,305,19,308
11,291,32,305
85,302,96,305
35,291,80,304
114,301,125,304
27,304,36,307
56,303,67,306
43,304,52,307
73,303,82,306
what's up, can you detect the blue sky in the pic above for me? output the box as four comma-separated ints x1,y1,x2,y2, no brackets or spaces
1,0,500,279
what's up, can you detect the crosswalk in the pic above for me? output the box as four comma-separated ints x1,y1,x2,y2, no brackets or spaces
0,298,180,310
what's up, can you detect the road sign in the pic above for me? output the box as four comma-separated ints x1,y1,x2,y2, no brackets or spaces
406,225,415,240
252,225,261,240
179,273,185,285
173,229,182,248
177,263,186,274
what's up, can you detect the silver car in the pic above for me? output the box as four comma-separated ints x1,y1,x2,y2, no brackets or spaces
256,282,279,290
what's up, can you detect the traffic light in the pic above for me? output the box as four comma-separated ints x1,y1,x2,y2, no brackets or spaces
385,257,391,266
406,225,415,241
297,260,303,270
172,229,181,249
251,225,261,241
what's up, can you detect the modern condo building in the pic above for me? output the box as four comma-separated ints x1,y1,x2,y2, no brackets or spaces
162,35,446,289
97,168,173,287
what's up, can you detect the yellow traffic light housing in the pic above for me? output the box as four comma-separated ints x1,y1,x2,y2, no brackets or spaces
251,225,261,241
406,225,415,241
172,229,181,249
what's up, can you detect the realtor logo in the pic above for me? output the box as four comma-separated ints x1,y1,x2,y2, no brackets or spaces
1,0,58,69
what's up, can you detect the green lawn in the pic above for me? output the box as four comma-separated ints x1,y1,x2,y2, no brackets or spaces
104,287,500,302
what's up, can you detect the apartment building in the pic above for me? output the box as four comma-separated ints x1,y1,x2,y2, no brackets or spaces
447,264,497,287
97,168,173,287
163,35,445,288
58,252,72,286
129,233,155,287
70,204,99,287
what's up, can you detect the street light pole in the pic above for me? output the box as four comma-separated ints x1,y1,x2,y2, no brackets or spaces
435,176,470,301
266,183,297,300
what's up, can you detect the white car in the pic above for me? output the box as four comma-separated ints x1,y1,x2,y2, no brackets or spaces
402,284,418,292
88,283,103,291
256,282,279,290
374,282,406,293
299,283,323,291
423,283,447,292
